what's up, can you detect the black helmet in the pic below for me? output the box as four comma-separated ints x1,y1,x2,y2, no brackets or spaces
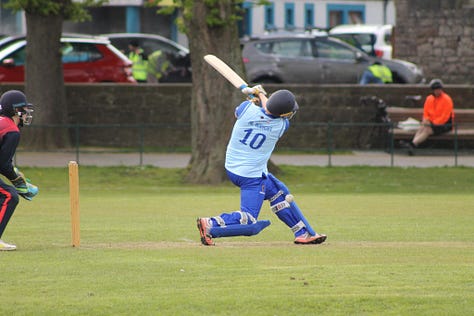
429,79,443,90
266,90,299,119
0,90,33,125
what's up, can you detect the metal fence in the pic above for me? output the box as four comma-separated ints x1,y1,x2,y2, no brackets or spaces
15,122,474,168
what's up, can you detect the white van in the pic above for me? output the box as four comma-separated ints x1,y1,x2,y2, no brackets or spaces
329,24,393,59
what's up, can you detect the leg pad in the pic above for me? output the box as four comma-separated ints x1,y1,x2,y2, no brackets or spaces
209,220,271,238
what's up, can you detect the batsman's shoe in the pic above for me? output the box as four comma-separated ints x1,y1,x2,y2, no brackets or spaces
197,217,214,246
294,232,327,245
0,240,17,251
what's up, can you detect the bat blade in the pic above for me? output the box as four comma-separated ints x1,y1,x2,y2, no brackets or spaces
203,54,247,89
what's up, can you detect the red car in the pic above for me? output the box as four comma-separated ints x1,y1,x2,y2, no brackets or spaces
0,36,136,83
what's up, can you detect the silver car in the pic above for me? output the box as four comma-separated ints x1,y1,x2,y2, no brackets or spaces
242,33,424,84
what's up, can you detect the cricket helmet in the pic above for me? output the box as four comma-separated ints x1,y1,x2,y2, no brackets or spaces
0,90,34,125
266,89,299,119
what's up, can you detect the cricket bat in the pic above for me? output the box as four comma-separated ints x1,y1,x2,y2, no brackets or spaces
203,54,248,90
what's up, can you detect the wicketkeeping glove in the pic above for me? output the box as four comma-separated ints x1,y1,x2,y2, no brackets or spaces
12,167,38,201
11,176,28,194
20,183,39,201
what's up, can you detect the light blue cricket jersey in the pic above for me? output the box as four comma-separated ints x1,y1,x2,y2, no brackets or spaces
225,101,289,177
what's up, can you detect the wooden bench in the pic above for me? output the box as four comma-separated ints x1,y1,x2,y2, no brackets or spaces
386,107,474,141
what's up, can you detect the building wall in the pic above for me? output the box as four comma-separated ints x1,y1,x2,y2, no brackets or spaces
394,0,474,84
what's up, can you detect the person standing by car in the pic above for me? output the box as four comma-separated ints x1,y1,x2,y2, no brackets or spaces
147,49,170,83
0,90,38,251
128,40,148,83
359,61,393,84
401,79,454,155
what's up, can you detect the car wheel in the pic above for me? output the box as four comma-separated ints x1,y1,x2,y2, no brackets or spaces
391,72,406,84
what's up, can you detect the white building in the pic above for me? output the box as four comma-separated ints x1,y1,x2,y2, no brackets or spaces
241,0,395,36
0,0,395,46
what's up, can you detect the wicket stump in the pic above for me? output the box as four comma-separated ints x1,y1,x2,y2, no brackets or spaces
69,161,80,247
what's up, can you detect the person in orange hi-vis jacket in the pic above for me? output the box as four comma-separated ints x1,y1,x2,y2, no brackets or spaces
401,79,454,155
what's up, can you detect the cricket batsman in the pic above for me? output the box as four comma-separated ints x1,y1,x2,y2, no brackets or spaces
0,90,38,251
197,86,327,246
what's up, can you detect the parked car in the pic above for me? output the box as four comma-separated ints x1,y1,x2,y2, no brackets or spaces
328,24,393,59
0,36,135,83
100,33,192,82
241,33,424,84
0,32,107,54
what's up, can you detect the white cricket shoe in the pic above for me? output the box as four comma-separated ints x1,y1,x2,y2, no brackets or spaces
0,239,17,251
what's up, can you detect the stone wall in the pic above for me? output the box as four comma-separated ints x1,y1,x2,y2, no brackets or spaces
394,0,474,84
1,83,472,150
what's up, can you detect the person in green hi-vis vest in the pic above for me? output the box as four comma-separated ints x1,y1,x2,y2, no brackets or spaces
128,40,148,83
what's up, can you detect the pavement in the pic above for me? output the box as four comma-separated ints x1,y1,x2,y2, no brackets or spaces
14,150,474,168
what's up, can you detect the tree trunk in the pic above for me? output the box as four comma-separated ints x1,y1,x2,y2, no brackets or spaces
184,1,245,184
22,13,70,149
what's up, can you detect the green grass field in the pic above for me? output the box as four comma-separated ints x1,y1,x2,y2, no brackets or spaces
1,166,473,315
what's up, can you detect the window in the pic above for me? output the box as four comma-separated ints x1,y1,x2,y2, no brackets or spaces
255,42,273,55
383,29,392,45
108,37,181,57
348,10,363,24
315,40,355,60
273,40,300,57
61,43,102,63
329,10,343,27
6,46,26,66
284,3,295,30
141,40,178,56
304,3,315,29
238,2,253,37
327,4,365,27
265,3,275,30
256,39,312,58
332,33,375,55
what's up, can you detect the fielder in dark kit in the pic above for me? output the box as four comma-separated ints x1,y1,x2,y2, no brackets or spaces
0,90,38,251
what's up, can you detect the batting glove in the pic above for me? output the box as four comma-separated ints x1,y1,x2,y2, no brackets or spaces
241,85,267,96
